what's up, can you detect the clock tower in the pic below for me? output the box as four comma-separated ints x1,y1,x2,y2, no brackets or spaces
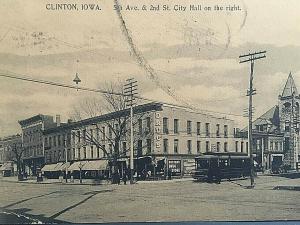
278,72,300,169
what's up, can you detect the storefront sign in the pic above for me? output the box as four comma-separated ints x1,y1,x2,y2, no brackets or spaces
168,160,181,175
155,112,161,148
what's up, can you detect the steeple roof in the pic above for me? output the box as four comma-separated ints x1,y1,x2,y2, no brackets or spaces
281,72,298,97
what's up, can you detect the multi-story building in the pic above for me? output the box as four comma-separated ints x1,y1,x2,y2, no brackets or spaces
239,73,300,170
43,102,247,177
18,114,58,175
0,134,22,176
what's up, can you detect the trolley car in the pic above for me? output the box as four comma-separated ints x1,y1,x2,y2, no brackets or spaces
193,152,251,182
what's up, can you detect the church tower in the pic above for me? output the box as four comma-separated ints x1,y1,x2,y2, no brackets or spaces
278,72,300,169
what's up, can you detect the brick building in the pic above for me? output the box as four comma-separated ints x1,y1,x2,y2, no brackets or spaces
0,134,22,176
18,114,58,175
43,102,246,178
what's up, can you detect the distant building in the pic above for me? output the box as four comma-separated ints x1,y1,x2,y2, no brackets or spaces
18,114,58,175
239,73,300,170
43,102,246,177
0,134,22,176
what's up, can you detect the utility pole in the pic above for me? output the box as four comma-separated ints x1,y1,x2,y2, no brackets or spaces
239,50,266,188
64,137,68,183
124,78,138,184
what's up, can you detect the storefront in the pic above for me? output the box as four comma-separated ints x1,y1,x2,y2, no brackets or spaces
68,160,109,179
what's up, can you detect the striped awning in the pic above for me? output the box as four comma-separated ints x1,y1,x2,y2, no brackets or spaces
68,161,87,171
41,163,58,172
82,160,108,171
0,163,13,171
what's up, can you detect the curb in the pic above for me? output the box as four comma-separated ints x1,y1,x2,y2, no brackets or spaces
273,186,300,191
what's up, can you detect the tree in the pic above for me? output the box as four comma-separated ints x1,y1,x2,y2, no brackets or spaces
70,81,150,183
7,142,25,180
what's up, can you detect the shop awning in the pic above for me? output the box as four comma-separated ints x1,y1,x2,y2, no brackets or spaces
68,161,87,171
0,163,13,171
82,160,108,171
41,163,58,172
58,162,71,171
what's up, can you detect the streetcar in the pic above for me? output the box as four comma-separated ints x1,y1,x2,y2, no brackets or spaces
193,152,251,182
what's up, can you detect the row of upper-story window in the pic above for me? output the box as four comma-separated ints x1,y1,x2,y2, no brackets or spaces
235,141,249,153
23,131,43,144
23,144,43,157
71,118,152,144
162,118,229,137
44,133,71,148
162,139,231,154
254,139,283,151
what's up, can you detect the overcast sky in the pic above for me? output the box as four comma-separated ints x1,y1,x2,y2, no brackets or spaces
0,0,300,136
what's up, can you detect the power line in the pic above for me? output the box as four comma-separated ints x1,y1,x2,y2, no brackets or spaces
0,70,245,118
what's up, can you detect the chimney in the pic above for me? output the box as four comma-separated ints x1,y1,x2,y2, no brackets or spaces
56,115,61,127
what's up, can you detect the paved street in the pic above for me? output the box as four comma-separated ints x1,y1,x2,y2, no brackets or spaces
0,176,299,223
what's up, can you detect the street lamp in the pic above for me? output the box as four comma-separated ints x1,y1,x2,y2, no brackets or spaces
79,161,83,184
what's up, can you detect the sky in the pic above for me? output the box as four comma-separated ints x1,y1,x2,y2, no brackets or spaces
0,0,300,136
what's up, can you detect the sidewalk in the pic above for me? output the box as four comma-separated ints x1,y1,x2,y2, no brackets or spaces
0,176,111,185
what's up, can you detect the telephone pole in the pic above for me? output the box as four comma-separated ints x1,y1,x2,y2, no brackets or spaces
124,78,138,184
239,50,266,188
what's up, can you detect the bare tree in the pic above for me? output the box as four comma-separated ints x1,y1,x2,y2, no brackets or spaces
8,142,25,180
70,81,151,183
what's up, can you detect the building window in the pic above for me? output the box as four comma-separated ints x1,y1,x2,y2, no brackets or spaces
97,146,100,158
146,139,151,153
187,120,192,134
285,121,290,132
58,135,61,146
90,129,94,141
109,144,113,155
72,148,75,160
217,142,220,152
109,127,112,139
279,142,282,151
77,147,81,159
102,127,105,140
174,139,179,153
53,136,57,147
224,125,228,138
122,142,127,155
83,147,87,159
275,142,278,151
174,119,179,134
91,146,94,158
187,140,192,154
216,124,220,137
224,142,228,152
241,142,244,153
77,130,81,143
206,141,210,152
197,122,201,135
83,129,86,143
270,141,273,150
146,117,151,133
197,141,201,153
138,119,143,135
205,123,210,137
115,124,119,134
102,145,106,157
96,127,100,141
235,141,239,152
137,140,143,156
163,139,168,153
45,137,48,147
163,117,169,134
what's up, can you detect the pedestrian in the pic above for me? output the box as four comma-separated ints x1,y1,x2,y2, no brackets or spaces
168,169,172,180
117,172,120,185
122,172,127,185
